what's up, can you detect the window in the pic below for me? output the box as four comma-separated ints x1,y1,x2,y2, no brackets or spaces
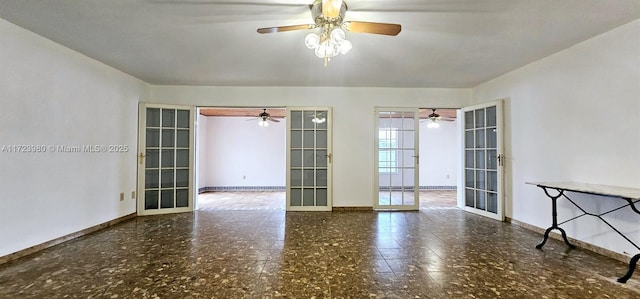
379,129,398,173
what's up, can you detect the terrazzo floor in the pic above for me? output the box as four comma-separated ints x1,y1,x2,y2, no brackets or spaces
197,190,458,211
1,205,640,297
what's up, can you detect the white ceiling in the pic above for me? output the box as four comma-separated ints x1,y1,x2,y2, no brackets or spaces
1,0,639,88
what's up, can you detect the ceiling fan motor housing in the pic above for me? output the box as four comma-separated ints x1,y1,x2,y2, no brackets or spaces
311,0,347,26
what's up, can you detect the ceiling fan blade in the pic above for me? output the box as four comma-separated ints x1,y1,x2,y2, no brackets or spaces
268,117,281,122
257,24,315,34
343,21,401,36
322,0,343,18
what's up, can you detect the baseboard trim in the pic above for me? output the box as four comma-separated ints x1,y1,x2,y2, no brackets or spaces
0,213,136,266
506,217,632,263
199,186,286,193
333,206,374,211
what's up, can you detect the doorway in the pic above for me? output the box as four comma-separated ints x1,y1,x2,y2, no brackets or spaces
195,107,287,210
418,108,459,209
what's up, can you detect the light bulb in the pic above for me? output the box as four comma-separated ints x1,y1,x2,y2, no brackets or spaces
427,121,440,129
258,120,269,127
339,40,352,54
304,33,320,49
330,28,346,43
315,41,328,58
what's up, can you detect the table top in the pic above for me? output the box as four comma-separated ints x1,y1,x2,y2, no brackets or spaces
526,182,640,200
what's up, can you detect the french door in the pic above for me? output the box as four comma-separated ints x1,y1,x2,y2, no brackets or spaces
137,103,195,216
374,108,419,210
461,100,504,220
287,107,332,211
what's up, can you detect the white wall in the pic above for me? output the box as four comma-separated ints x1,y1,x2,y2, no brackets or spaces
198,116,286,187
473,19,640,255
148,87,472,207
200,114,455,190
419,119,458,187
0,19,148,257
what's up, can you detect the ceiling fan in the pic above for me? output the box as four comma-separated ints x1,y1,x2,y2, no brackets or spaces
422,109,455,128
247,108,281,127
257,0,401,65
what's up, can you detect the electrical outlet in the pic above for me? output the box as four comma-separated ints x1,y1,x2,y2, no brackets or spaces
119,192,125,201
243,175,246,180
131,191,136,199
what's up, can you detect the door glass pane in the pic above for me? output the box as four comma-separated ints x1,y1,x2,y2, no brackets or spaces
474,109,484,128
162,109,175,128
290,169,302,186
487,150,497,169
303,111,316,129
465,188,474,207
403,191,415,206
291,131,302,148
176,149,189,167
291,149,302,167
476,170,485,190
316,150,327,167
146,129,160,147
177,110,190,128
291,188,302,206
401,150,415,167
176,169,189,188
487,170,497,192
303,170,314,186
487,128,497,148
176,189,189,207
476,190,486,210
486,106,496,127
403,169,415,186
315,111,328,129
303,150,315,167
303,131,315,148
177,130,189,147
161,190,174,208
162,130,175,147
464,111,474,129
145,170,159,189
475,129,485,148
487,192,497,213
402,131,414,148
145,190,159,209
316,169,327,186
147,108,161,127
465,150,474,168
465,131,474,148
161,169,174,188
316,131,327,148
161,149,174,167
475,150,485,169
316,189,328,206
291,111,303,129
146,149,159,168
303,189,314,206
465,170,474,188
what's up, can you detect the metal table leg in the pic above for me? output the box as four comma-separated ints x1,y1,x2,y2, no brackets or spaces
535,187,576,249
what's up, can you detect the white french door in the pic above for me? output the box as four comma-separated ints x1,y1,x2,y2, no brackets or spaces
374,108,419,210
287,107,332,211
137,103,195,216
461,100,504,220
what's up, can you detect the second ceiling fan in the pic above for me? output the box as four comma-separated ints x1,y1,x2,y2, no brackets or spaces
257,0,401,65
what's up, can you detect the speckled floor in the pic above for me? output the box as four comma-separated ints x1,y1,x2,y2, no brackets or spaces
1,208,639,298
197,190,457,211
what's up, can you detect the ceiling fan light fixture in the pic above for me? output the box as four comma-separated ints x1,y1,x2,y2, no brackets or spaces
305,33,320,49
427,119,440,129
258,119,270,127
